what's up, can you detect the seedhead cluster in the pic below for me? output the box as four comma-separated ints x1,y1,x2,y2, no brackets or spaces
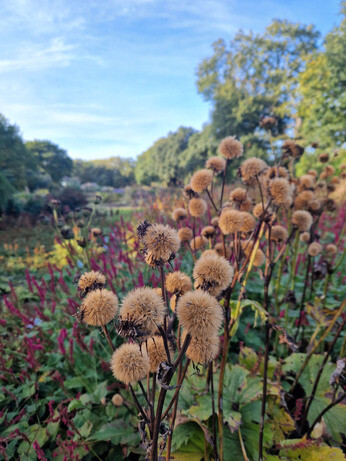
72,123,344,461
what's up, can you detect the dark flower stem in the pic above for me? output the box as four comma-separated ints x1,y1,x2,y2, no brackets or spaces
294,255,312,342
219,159,229,207
307,392,346,438
150,334,191,461
210,361,219,461
101,324,115,352
129,384,150,430
206,188,219,213
259,238,275,461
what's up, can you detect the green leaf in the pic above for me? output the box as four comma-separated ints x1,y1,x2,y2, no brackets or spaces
188,394,212,421
22,384,35,398
279,439,345,460
64,377,84,389
79,420,93,438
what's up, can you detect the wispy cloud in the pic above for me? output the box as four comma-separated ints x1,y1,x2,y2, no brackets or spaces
0,38,75,73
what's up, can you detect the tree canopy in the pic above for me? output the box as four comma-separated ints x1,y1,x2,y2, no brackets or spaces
196,19,320,146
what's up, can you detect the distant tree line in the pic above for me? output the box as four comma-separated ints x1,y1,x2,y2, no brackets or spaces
1,7,344,211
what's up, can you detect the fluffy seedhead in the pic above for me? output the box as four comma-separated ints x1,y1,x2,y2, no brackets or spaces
326,243,337,255
324,165,335,177
112,394,124,406
91,227,102,237
147,336,172,373
214,242,231,258
270,225,288,243
183,185,198,199
178,227,193,243
142,223,180,264
201,225,215,238
190,169,213,193
308,242,323,257
177,289,223,338
172,207,187,222
229,188,252,211
190,236,208,251
166,271,192,296
281,140,304,159
206,156,226,173
211,217,219,227
253,203,272,219
193,253,234,296
189,198,208,217
241,241,265,267
77,271,106,298
201,249,218,257
269,178,292,205
183,331,220,365
265,166,289,180
260,116,277,131
299,174,315,189
308,169,318,177
77,289,118,326
292,210,313,232
219,209,244,234
110,343,149,385
318,153,329,163
300,232,310,243
308,199,322,212
239,158,267,185
120,287,166,337
219,136,243,159
240,212,256,233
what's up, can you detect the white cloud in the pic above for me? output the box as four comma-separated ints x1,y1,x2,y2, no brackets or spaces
0,38,75,73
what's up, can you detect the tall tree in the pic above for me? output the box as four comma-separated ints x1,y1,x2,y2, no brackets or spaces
135,127,196,186
297,4,346,149
26,140,73,185
0,114,33,190
196,20,320,149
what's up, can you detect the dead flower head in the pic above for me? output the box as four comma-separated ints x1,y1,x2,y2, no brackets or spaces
291,210,313,232
142,223,180,264
178,227,193,243
206,156,226,173
229,188,252,211
166,271,192,296
308,242,323,257
120,287,166,337
219,136,243,160
77,270,106,298
239,158,267,185
183,331,220,365
189,198,208,217
270,225,288,243
193,253,234,296
78,289,118,326
172,207,187,222
147,336,172,373
177,289,223,338
190,235,208,251
110,343,149,385
190,169,213,193
219,209,244,234
281,140,304,159
269,178,292,205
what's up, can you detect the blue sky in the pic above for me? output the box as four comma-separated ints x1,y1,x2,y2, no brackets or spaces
0,0,341,160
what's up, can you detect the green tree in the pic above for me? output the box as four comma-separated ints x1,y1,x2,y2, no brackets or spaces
135,127,196,186
196,20,320,150
297,5,346,150
26,140,73,185
0,114,33,191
